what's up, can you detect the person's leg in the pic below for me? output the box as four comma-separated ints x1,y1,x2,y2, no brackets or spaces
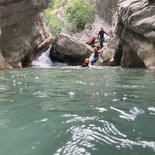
91,57,98,65
91,60,95,65
100,38,103,48
100,38,104,48
99,39,102,48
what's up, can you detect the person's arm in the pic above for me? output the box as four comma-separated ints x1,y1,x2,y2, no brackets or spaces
98,49,104,58
104,31,110,37
81,63,85,67
98,50,101,55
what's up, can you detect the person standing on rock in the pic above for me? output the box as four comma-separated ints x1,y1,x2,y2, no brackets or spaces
98,27,110,49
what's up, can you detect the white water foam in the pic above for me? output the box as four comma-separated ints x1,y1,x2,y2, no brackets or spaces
32,47,67,68
32,47,53,68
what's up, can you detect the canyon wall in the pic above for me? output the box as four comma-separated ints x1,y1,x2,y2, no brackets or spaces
0,0,52,68
1,0,155,69
96,0,118,25
114,0,155,69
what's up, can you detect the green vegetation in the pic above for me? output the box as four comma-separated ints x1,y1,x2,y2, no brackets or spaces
48,0,67,10
44,0,67,35
44,0,95,35
45,9,63,36
66,0,95,30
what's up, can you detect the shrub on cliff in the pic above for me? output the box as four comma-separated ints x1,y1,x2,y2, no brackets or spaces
45,0,95,35
66,0,95,30
45,9,63,35
45,0,67,35
48,0,67,10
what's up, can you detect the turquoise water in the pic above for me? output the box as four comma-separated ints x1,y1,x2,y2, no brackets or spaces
0,67,155,155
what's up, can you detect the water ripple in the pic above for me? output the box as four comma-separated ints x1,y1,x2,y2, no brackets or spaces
148,107,155,115
0,119,10,128
54,117,155,155
33,91,49,98
65,116,98,123
110,107,144,121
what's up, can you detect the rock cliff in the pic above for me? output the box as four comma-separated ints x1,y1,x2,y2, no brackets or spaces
1,0,155,69
0,0,52,68
114,0,155,69
96,0,117,25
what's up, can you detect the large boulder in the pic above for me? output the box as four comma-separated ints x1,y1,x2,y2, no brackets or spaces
50,33,93,65
114,0,155,69
0,0,53,69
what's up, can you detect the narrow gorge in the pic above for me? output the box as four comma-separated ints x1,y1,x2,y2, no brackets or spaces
0,0,155,70
0,1,155,155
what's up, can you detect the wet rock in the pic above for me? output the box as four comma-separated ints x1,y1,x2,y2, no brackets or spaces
97,47,115,66
0,52,12,69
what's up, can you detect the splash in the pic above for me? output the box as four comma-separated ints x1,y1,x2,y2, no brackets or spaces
32,47,67,68
32,46,53,68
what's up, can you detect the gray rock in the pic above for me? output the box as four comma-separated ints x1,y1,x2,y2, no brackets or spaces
0,51,12,69
96,0,118,24
95,46,115,66
0,0,53,69
52,33,93,65
115,0,155,68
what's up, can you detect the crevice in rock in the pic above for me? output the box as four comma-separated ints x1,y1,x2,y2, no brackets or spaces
21,52,33,68
121,41,146,68
113,40,123,66
49,46,84,66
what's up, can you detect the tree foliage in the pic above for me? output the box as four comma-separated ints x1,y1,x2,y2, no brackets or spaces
45,9,63,36
66,0,95,30
44,0,95,35
48,0,67,10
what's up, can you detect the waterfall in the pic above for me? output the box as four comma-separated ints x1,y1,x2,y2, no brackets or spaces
89,52,94,66
32,47,68,68
32,46,53,68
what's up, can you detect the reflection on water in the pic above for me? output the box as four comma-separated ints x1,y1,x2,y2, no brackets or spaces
0,67,155,155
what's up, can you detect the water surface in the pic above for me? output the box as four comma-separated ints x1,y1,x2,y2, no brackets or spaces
0,67,155,155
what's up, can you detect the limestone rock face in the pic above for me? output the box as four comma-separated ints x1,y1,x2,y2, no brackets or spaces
114,0,155,69
55,33,92,57
0,51,12,69
50,33,93,65
96,0,118,24
0,0,52,69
